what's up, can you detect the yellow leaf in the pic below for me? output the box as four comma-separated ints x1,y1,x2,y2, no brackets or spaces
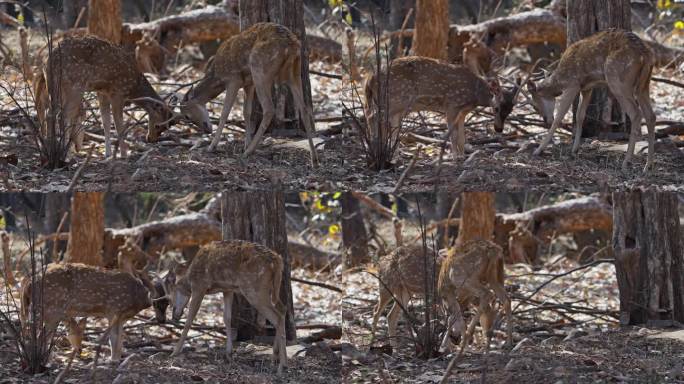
328,224,341,235
675,20,684,30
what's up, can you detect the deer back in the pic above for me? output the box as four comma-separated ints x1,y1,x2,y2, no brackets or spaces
181,240,284,301
25,263,151,324
211,22,301,82
47,36,145,98
438,240,503,305
378,244,441,297
368,56,493,116
537,29,654,96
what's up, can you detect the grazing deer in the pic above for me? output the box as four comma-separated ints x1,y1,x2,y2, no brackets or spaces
369,244,442,348
163,240,287,373
20,263,152,361
527,29,656,172
179,22,319,167
364,56,503,159
35,35,176,158
437,239,512,354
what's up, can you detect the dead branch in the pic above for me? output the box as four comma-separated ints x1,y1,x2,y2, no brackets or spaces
291,276,343,293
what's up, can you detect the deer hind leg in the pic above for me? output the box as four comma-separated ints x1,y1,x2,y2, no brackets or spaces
386,289,410,348
439,294,465,353
287,77,319,167
243,288,287,374
533,87,579,156
222,291,234,358
171,289,206,357
637,92,656,173
490,282,512,347
242,85,255,150
451,108,472,159
62,91,84,154
369,285,393,346
110,98,128,159
242,72,275,159
107,316,123,361
608,84,642,170
572,89,593,155
97,94,113,158
208,82,241,153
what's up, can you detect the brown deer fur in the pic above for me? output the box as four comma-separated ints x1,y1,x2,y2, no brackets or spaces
364,56,502,159
180,22,318,167
20,263,152,361
35,36,174,158
165,240,287,373
528,29,656,172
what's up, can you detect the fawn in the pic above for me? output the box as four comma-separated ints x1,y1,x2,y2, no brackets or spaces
364,56,503,159
527,29,656,172
35,35,176,158
437,239,512,354
20,263,152,361
163,240,287,374
369,244,442,348
179,22,319,167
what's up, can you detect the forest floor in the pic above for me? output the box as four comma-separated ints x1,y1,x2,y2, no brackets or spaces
0,265,342,384
2,30,683,193
342,255,684,383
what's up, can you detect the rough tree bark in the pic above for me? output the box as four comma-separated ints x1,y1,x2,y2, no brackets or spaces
65,192,104,266
612,190,684,326
239,0,313,138
341,192,369,267
413,0,448,60
87,0,122,44
455,192,495,246
221,191,296,342
567,0,631,138
42,193,69,262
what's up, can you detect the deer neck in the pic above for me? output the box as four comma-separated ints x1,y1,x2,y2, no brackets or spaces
187,70,225,104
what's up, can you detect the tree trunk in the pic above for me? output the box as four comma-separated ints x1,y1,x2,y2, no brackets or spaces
456,192,495,246
238,0,312,138
436,191,459,249
220,191,296,342
341,192,369,267
65,192,104,266
42,193,70,262
567,0,631,138
612,189,684,326
87,0,122,44
413,0,448,60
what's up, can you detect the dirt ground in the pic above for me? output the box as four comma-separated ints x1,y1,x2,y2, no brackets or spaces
2,30,683,193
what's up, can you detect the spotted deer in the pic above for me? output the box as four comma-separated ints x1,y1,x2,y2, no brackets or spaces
35,35,176,158
364,56,503,159
369,244,442,348
437,239,512,354
179,22,319,167
163,240,287,374
20,263,152,361
527,29,656,172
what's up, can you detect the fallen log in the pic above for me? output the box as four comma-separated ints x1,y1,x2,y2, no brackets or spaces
370,8,682,68
120,5,341,62
498,196,613,264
